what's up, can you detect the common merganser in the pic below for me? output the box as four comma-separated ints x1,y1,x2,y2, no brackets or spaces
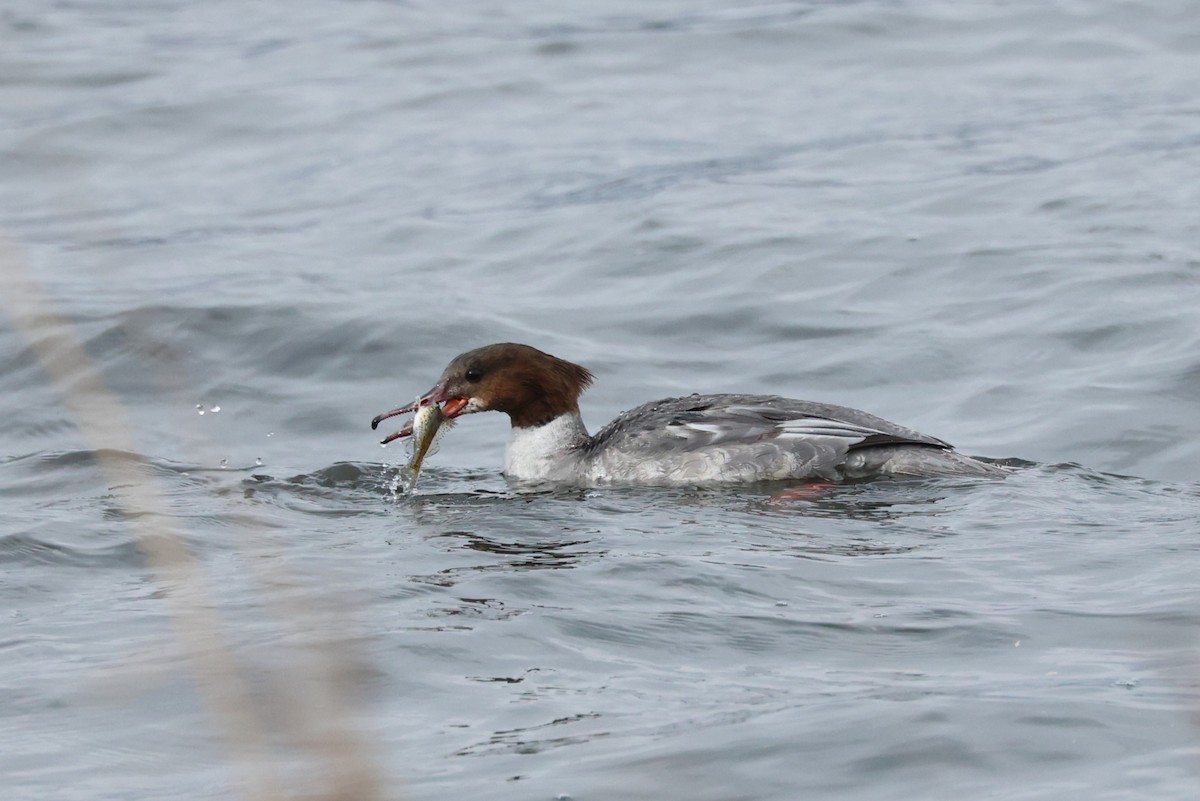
370,343,1005,485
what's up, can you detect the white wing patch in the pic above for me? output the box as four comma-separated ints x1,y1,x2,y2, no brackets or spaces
776,417,884,442
665,414,884,448
675,422,726,436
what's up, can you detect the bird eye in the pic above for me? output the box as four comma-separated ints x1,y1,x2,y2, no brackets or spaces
465,368,482,382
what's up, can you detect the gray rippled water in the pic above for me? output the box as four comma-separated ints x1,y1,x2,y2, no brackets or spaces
3,1,1200,799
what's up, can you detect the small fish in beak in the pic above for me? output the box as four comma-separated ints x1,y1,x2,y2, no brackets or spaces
397,401,453,490
372,383,470,490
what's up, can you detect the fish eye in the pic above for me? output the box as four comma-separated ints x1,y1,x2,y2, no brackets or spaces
465,368,482,382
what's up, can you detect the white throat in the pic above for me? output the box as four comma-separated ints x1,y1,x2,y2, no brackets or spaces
504,412,589,481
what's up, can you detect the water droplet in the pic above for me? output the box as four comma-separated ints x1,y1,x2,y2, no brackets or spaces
775,601,788,607
219,459,228,469
210,405,221,413
197,409,205,416
195,404,202,410
266,432,274,438
255,458,263,466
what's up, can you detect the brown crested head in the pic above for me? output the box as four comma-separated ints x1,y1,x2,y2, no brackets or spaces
439,343,593,428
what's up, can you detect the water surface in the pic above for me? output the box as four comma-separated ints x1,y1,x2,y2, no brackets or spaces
3,1,1200,799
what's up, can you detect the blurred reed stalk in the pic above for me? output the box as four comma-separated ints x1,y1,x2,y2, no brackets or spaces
1,236,388,801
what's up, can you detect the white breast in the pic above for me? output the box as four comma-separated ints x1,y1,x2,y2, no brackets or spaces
504,412,590,481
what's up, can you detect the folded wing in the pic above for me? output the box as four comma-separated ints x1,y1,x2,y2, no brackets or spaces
589,394,951,457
